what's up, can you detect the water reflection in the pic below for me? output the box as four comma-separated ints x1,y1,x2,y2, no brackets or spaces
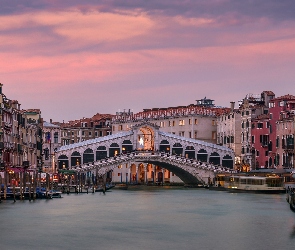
290,225,295,239
0,188,295,250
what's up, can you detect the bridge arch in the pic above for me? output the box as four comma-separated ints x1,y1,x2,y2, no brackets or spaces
185,146,195,159
222,154,234,169
122,140,133,154
96,146,107,160
109,143,120,157
71,151,81,167
83,148,94,164
57,155,68,169
159,140,170,153
209,152,220,165
197,149,208,162
172,143,183,155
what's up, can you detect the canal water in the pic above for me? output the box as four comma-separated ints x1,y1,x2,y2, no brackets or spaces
1,187,295,250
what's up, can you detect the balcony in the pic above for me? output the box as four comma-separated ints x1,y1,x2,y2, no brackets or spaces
261,141,269,147
282,144,294,150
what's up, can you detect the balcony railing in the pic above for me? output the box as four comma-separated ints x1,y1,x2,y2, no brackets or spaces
261,141,269,147
282,144,294,150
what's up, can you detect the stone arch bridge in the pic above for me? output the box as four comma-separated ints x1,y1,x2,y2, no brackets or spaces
56,122,235,185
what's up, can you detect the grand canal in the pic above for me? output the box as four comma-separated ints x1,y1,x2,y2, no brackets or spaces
1,187,295,250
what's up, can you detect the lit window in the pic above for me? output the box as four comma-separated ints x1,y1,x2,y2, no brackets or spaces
179,120,185,126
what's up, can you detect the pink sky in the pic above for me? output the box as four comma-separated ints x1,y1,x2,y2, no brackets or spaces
1,1,295,122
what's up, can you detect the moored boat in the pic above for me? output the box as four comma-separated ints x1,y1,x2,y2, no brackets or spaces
114,183,128,190
225,175,285,194
286,189,295,213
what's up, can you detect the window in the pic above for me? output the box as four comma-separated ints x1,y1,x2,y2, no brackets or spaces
160,121,165,127
194,119,198,125
44,148,49,160
194,131,197,139
82,131,85,136
179,131,184,137
246,120,249,128
179,120,185,126
189,119,192,125
212,120,216,126
95,131,98,137
89,131,92,136
54,132,58,143
169,120,175,127
119,125,123,131
212,131,216,140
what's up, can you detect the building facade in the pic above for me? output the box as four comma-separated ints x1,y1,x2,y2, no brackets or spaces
238,91,275,170
0,83,43,186
112,98,230,145
217,102,242,170
42,120,62,173
58,113,113,147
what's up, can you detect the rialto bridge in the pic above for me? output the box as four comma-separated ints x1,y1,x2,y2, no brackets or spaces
55,122,235,185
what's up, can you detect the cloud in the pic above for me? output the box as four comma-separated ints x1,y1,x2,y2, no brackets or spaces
0,1,295,122
1,0,295,22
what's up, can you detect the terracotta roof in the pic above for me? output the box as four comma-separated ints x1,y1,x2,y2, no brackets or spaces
60,113,113,128
271,94,295,101
262,91,275,96
253,114,270,121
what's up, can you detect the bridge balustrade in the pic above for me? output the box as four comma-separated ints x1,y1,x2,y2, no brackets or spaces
66,151,236,185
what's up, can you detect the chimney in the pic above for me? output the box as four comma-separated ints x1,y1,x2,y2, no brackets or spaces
230,102,235,112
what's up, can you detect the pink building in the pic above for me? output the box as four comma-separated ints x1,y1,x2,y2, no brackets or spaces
251,114,270,169
269,95,295,168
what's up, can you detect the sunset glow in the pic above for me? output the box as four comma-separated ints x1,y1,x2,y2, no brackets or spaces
1,1,295,122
